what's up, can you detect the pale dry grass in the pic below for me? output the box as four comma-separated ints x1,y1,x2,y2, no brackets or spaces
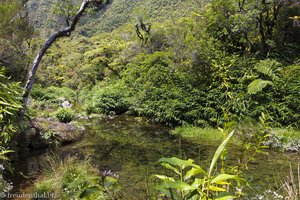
281,161,300,200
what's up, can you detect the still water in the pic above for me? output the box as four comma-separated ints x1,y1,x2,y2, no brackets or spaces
14,115,299,199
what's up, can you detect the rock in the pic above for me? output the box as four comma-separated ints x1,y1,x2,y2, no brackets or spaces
61,100,72,108
26,158,40,177
108,111,116,119
76,114,89,120
89,113,105,119
29,134,49,149
27,126,47,149
56,123,85,144
29,118,85,148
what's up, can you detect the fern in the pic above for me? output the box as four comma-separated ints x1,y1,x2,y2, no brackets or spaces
254,59,280,79
248,79,273,94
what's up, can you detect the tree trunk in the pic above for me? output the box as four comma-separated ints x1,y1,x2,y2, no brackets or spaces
19,0,109,120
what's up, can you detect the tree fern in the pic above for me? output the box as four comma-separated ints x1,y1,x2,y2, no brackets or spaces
254,59,280,79
247,79,273,94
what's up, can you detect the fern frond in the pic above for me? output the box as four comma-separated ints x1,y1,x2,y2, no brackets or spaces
248,79,273,94
254,59,280,78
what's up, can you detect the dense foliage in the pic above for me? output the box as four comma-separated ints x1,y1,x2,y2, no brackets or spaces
0,68,22,145
0,68,22,194
1,0,299,197
0,0,32,194
0,0,34,81
31,0,300,128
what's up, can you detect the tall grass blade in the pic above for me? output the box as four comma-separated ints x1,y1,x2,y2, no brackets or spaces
208,130,234,177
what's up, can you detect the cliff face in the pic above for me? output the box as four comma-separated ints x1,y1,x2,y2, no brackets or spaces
26,0,199,37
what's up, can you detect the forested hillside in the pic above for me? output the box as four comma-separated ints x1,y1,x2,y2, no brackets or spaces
1,0,300,199
26,0,203,37
31,0,300,127
0,0,34,80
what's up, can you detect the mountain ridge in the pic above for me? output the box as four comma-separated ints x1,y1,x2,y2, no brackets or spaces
26,0,203,37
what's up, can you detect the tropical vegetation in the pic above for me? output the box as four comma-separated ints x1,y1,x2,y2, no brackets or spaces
0,0,299,199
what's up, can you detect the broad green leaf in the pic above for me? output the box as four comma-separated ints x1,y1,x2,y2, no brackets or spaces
160,180,197,190
67,180,84,189
191,178,205,187
158,157,200,169
155,175,175,182
214,180,230,185
215,193,236,200
211,174,238,184
208,130,234,177
208,186,226,192
184,167,206,181
161,163,180,175
248,79,273,94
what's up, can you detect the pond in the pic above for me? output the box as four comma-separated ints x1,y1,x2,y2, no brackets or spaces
13,115,300,199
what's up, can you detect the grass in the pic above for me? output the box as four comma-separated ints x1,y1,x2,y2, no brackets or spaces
171,125,223,143
272,129,300,140
281,161,300,199
171,124,300,152
32,155,108,200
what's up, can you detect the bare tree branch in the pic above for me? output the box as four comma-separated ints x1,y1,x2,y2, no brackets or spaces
19,0,109,120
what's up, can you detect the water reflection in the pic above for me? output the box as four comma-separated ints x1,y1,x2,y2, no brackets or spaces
13,115,300,199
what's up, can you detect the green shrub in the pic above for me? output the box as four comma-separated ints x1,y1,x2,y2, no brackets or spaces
83,81,131,115
30,84,45,100
31,85,76,103
53,108,75,123
123,52,214,125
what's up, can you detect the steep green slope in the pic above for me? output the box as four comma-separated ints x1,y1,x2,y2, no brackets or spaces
27,0,204,37
0,0,33,80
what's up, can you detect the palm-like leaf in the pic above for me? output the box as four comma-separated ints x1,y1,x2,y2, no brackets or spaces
247,79,273,94
254,59,280,79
